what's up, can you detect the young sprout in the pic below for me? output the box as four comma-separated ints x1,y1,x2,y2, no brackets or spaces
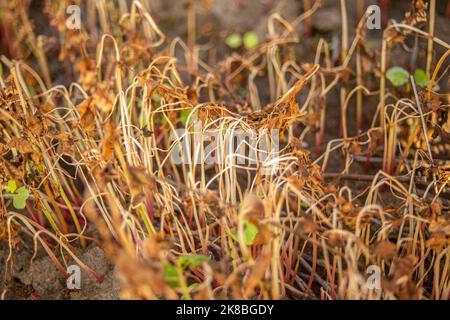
225,33,242,49
243,31,259,50
386,67,409,87
5,180,30,210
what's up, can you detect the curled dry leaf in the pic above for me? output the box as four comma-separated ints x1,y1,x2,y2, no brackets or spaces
101,120,118,161
373,240,397,261
73,97,97,132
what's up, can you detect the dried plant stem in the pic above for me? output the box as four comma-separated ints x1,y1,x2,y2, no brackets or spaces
426,0,436,77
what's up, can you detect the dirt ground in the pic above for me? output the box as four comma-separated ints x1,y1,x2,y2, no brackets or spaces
1,239,119,299
1,0,449,300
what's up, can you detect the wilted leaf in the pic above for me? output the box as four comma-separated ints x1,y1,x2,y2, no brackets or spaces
73,97,97,133
9,138,34,154
426,236,447,253
101,121,118,161
442,112,450,133
297,216,320,234
241,194,265,218
93,81,116,113
243,252,271,296
373,240,397,260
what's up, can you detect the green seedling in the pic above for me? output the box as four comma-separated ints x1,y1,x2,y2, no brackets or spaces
225,33,242,49
5,180,30,209
387,67,433,88
243,32,259,50
386,67,410,87
230,220,259,245
164,254,209,288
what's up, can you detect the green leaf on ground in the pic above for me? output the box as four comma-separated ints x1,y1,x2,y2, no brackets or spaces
6,180,17,193
151,92,161,103
13,186,30,209
231,221,259,245
300,200,309,209
243,32,259,50
225,33,242,49
163,262,180,288
180,109,193,125
238,87,247,97
386,67,410,87
178,255,209,268
414,69,428,87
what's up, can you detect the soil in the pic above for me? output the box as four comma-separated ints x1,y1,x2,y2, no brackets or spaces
1,239,119,300
1,0,449,300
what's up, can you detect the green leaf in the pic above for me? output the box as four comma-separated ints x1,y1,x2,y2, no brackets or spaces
13,186,30,209
386,67,410,87
244,222,258,245
238,87,247,97
151,92,161,103
6,180,17,193
300,200,309,209
225,33,242,49
243,32,259,50
414,69,428,87
231,221,259,245
178,255,209,269
163,262,180,288
180,109,193,125
163,255,208,288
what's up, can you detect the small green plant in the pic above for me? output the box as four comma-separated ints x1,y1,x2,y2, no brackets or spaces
151,92,161,103
225,31,259,50
180,108,193,125
243,32,259,50
386,67,431,88
178,254,209,268
5,180,30,209
163,254,209,288
230,220,259,245
238,86,247,97
225,33,242,49
413,69,428,87
163,262,181,287
386,67,410,86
